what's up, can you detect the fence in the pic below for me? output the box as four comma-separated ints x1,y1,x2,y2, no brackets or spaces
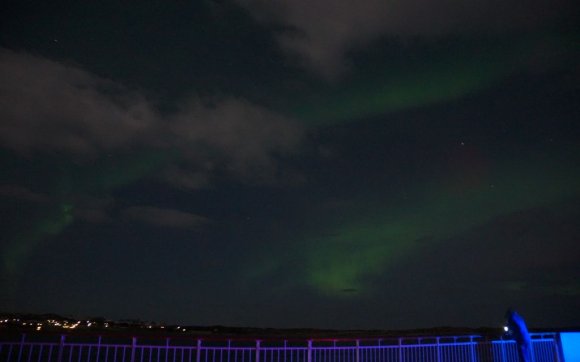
0,333,562,362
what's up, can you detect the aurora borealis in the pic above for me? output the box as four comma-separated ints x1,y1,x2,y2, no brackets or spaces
1,0,579,329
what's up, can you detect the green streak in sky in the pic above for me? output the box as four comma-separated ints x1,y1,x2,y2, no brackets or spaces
2,203,73,276
1,149,175,277
295,61,502,125
290,40,528,126
306,221,419,294
248,154,580,296
52,149,175,196
311,159,579,295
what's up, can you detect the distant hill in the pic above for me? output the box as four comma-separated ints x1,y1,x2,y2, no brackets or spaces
1,312,576,340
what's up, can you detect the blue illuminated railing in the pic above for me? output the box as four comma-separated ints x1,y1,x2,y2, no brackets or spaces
0,333,563,362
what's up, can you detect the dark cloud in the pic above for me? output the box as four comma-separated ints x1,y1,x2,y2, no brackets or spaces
168,98,304,185
0,49,157,154
0,49,304,187
407,204,580,287
0,184,50,203
72,197,115,224
121,206,210,230
238,0,575,77
375,202,580,326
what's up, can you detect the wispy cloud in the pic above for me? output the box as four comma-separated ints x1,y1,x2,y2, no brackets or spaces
0,49,304,187
121,206,210,230
0,184,50,203
0,50,157,154
238,0,574,77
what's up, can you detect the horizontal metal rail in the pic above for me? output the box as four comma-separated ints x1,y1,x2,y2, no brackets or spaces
0,333,562,362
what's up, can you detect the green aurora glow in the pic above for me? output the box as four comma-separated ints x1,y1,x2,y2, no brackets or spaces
247,153,580,296
1,203,73,277
0,150,173,276
289,34,572,126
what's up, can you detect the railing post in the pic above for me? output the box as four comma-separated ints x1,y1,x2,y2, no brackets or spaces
130,337,137,362
196,339,202,362
166,338,170,362
470,336,476,362
554,333,564,362
398,338,402,362
57,335,65,362
307,340,312,362
355,340,360,362
96,336,101,362
500,340,507,362
256,340,261,362
436,337,441,362
17,333,26,362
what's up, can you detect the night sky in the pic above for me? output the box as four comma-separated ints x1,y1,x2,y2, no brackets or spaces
1,0,579,330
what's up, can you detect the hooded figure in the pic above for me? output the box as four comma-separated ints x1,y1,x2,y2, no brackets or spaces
505,309,532,362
